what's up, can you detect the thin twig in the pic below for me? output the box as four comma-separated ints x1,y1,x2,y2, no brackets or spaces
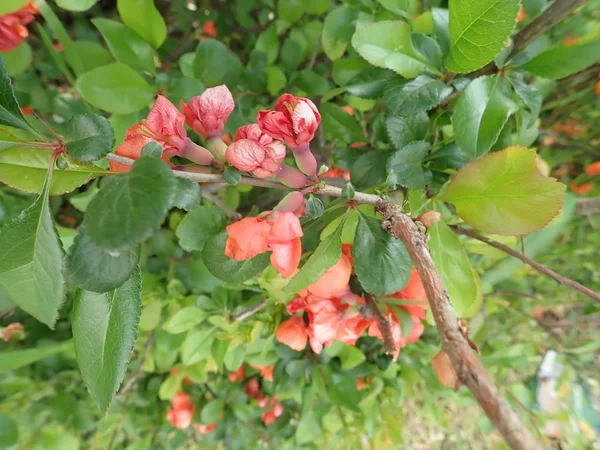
202,191,242,220
452,226,600,303
378,204,544,450
117,335,155,398
364,293,396,355
233,300,267,321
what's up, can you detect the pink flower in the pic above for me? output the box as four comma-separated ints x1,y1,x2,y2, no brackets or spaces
1,322,23,341
261,398,284,425
193,423,216,434
0,2,38,53
181,85,235,139
275,316,308,351
142,95,187,155
226,139,285,178
109,124,173,173
228,364,246,383
225,210,304,278
244,378,260,398
257,94,321,147
167,392,195,429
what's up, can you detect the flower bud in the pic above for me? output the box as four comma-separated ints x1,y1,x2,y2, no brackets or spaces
416,210,441,228
180,85,234,139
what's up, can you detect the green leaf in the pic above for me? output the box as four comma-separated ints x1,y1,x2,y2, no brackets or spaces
0,166,64,327
0,413,18,449
350,149,393,189
211,339,228,372
344,66,394,99
428,220,481,317
201,400,225,424
440,146,566,235
266,67,287,96
452,76,517,160
117,0,166,48
193,40,243,87
176,205,227,252
303,0,329,15
387,141,431,189
322,6,359,60
295,70,332,97
75,63,154,114
255,24,280,65
432,7,450,56
385,75,453,115
73,41,114,73
321,102,365,143
386,111,429,150
62,114,115,162
163,306,208,334
0,340,72,372
445,0,520,73
55,0,98,10
0,56,36,134
352,214,411,296
84,156,176,250
0,0,27,14
329,372,360,411
170,178,201,211
202,232,271,283
284,223,343,295
0,148,108,194
306,195,324,219
72,268,142,412
338,345,366,370
2,42,32,76
352,21,434,78
508,76,542,128
520,39,600,79
66,229,138,293
181,328,215,365
92,18,156,74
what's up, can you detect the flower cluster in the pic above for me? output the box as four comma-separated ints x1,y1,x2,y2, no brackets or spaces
276,249,427,360
0,2,38,53
166,392,216,433
225,192,306,278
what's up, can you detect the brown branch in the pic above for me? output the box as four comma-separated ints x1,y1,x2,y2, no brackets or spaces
117,334,155,399
202,191,242,220
471,0,586,78
233,300,267,322
378,204,544,450
364,293,396,355
452,226,600,303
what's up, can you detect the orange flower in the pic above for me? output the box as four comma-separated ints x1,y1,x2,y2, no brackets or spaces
516,8,526,23
167,392,195,429
261,400,284,425
595,80,600,97
252,364,275,382
222,132,232,145
570,182,593,195
225,217,272,260
0,2,38,52
1,322,23,341
563,36,581,46
20,106,33,115
393,269,427,302
201,20,217,38
302,244,353,298
356,376,366,391
194,423,216,434
275,316,308,351
585,161,600,176
541,136,556,147
350,142,366,148
341,105,354,115
228,364,246,383
321,167,351,181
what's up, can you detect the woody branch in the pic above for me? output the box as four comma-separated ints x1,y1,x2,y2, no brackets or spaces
105,152,544,449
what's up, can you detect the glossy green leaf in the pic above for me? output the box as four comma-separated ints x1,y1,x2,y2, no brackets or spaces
193,40,243,87
76,63,154,114
344,66,394,99
72,268,142,412
432,7,450,56
352,21,433,78
84,157,176,250
201,400,225,424
509,76,542,128
446,0,520,73
255,24,279,64
452,76,517,160
386,111,429,150
170,177,201,211
350,149,393,189
0,148,107,195
338,345,366,369
2,42,32,76
321,102,365,142
303,0,329,15
117,0,166,48
0,166,64,327
92,18,156,74
352,214,411,296
0,340,72,372
322,6,358,60
62,114,114,162
387,141,431,189
0,56,36,133
66,229,138,293
176,205,227,252
73,41,114,73
0,413,18,449
428,220,481,317
55,0,98,11
441,146,566,235
181,328,215,365
266,66,287,95
385,75,453,115
284,223,343,295
202,232,271,283
163,307,208,334
520,39,600,79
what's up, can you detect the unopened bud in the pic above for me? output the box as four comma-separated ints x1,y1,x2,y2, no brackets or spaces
416,210,441,228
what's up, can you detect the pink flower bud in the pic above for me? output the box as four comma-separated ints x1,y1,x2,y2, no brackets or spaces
180,85,235,139
257,94,321,147
143,95,187,155
225,139,285,178
234,124,273,146
274,191,306,216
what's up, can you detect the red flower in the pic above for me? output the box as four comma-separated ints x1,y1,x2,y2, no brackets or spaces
570,182,593,195
257,93,321,148
244,378,260,398
201,20,217,37
20,106,33,116
251,364,275,382
0,2,38,53
275,316,308,351
595,80,600,97
356,376,366,391
261,399,284,425
1,322,23,341
226,126,286,178
393,269,427,302
193,423,216,434
167,392,195,429
341,105,354,115
321,167,350,181
181,85,235,139
302,244,353,298
516,8,526,23
563,36,581,46
585,161,600,176
228,364,246,383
